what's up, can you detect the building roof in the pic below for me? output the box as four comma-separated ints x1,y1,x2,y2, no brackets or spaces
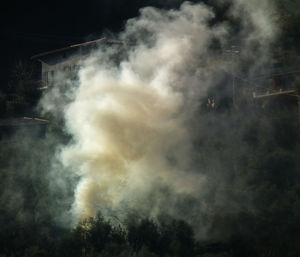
31,38,132,60
0,117,49,127
253,89,297,99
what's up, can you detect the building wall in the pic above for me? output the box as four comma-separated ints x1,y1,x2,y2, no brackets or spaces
41,55,83,86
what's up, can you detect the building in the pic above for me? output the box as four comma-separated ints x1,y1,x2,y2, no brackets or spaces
0,117,49,139
31,38,130,88
252,71,300,123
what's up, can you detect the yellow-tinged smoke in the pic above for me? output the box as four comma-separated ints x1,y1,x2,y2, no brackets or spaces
61,65,200,219
42,1,276,223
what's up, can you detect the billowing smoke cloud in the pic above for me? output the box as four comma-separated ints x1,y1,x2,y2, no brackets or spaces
41,0,276,231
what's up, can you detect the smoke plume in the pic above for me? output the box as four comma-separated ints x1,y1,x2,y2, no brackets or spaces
41,0,276,232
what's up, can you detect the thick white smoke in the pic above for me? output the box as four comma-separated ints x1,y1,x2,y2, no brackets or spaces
41,0,276,227
62,2,220,220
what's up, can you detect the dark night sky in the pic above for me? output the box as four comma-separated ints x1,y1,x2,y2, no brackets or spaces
0,0,188,85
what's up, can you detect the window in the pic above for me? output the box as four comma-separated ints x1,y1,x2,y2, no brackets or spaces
63,66,71,72
42,72,48,85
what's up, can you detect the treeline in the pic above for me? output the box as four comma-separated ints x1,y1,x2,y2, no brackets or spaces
1,212,290,257
58,215,196,257
0,210,204,257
